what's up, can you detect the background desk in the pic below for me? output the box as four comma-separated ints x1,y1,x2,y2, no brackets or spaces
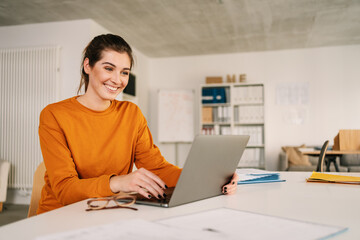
0,172,359,239
301,150,360,155
302,150,360,172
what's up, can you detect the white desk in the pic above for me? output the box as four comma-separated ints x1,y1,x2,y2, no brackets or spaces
1,172,360,239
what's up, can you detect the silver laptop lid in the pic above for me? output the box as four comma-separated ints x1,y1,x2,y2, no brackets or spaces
168,135,249,207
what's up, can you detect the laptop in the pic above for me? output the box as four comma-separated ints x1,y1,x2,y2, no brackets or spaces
128,135,249,208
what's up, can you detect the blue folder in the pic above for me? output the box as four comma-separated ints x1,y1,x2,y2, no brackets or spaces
238,173,285,185
202,87,228,104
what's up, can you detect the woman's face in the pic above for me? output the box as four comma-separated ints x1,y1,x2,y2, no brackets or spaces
84,50,131,102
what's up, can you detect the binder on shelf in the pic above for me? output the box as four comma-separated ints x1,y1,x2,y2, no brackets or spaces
220,126,231,135
233,85,264,105
248,86,263,104
256,85,263,103
237,105,264,124
201,126,214,135
214,125,220,135
225,87,230,103
210,106,232,123
218,106,223,122
225,106,231,122
212,107,218,122
202,88,215,104
234,126,263,146
234,106,238,123
214,87,227,103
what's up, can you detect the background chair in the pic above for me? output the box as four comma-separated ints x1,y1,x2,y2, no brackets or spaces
0,160,11,212
316,140,329,172
27,162,45,217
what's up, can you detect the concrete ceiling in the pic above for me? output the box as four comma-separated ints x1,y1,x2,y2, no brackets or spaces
1,0,360,58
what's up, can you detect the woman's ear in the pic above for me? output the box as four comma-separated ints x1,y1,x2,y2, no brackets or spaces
83,58,91,74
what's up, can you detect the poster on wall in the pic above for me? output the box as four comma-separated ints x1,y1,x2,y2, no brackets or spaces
276,82,309,105
158,89,194,143
276,82,309,125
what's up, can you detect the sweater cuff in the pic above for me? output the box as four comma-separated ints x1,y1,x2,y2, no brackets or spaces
99,174,118,196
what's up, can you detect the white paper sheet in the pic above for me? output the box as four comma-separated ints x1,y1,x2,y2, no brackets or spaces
35,219,218,240
158,208,347,240
36,208,346,240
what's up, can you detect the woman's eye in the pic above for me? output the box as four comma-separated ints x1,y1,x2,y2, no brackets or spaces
121,71,129,76
105,67,113,71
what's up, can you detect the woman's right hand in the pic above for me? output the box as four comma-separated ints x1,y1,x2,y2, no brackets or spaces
109,168,167,199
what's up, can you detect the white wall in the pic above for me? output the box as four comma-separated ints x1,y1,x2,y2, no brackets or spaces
0,19,151,116
0,19,151,204
131,46,151,117
147,45,360,170
0,19,97,101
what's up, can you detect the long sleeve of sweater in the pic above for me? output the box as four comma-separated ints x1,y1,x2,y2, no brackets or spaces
37,97,181,214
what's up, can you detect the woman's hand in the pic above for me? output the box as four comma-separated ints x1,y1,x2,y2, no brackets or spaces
222,173,239,195
109,168,167,199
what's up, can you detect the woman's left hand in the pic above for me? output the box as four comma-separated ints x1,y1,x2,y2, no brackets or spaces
222,173,239,195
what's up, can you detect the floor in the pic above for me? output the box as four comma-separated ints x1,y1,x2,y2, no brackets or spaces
0,204,29,227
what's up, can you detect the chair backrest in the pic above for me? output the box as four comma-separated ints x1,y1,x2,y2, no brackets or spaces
27,162,46,217
316,140,329,172
0,160,11,212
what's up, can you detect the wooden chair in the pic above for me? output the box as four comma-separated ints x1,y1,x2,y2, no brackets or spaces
27,162,45,217
316,140,329,172
0,160,11,212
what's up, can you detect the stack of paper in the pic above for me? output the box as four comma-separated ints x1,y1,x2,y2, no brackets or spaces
307,172,360,185
236,169,285,184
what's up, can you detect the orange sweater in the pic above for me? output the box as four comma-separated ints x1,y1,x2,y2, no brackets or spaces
38,97,181,214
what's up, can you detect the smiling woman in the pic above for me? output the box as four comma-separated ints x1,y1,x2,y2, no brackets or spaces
36,34,238,216
36,34,185,215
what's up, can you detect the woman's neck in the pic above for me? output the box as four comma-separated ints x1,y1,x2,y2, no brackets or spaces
76,94,111,111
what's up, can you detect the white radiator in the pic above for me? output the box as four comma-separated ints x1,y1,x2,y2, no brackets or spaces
0,46,60,189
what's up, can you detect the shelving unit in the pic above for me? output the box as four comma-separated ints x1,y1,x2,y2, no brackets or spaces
200,83,265,169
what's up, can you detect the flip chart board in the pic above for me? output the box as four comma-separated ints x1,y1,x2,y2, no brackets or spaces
158,89,194,143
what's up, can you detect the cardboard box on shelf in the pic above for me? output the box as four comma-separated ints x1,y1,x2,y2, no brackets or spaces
206,76,222,84
202,107,213,123
333,129,360,150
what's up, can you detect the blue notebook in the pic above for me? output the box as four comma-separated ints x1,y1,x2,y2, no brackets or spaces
237,173,285,185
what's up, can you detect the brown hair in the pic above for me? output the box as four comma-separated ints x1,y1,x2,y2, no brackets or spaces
77,34,134,94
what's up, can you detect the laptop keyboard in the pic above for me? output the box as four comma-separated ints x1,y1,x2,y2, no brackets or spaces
135,187,174,204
